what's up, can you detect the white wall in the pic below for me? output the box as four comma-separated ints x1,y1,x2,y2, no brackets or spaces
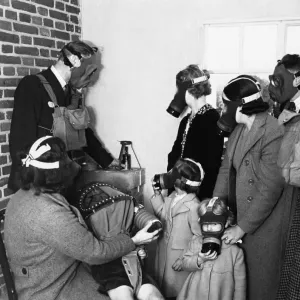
81,0,300,201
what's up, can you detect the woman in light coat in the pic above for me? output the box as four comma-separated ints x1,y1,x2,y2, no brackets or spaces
213,75,285,300
4,136,160,300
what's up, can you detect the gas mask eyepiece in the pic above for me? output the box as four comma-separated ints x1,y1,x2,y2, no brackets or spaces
200,197,227,255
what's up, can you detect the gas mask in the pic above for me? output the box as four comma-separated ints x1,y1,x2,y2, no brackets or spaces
217,99,242,135
70,64,98,90
167,74,209,118
217,77,262,135
153,158,204,190
200,197,227,255
61,45,98,90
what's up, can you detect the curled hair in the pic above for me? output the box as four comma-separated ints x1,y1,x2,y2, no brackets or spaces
178,159,202,194
277,54,300,73
223,74,269,116
176,64,211,98
198,198,235,226
19,137,75,195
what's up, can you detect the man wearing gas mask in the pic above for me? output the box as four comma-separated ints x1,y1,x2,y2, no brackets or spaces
167,64,224,200
9,41,119,193
269,54,300,300
213,75,285,300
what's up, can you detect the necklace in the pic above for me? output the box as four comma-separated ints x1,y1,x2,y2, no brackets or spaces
180,103,213,158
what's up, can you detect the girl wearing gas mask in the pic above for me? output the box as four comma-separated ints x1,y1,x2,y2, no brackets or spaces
213,75,285,300
167,65,224,200
176,197,246,300
150,158,204,299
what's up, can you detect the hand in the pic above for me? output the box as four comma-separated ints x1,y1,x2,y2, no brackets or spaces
198,250,218,266
222,225,245,245
151,177,162,195
131,221,162,246
137,247,147,260
172,258,183,272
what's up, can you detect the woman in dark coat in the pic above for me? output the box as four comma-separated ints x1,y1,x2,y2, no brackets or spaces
213,75,285,300
167,65,224,200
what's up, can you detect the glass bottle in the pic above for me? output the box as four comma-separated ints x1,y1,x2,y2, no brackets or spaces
122,146,131,170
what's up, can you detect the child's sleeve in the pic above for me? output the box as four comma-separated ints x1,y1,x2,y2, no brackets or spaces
188,200,202,237
233,247,246,300
149,193,165,219
181,236,203,272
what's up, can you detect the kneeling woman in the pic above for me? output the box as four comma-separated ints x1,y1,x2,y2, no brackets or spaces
213,75,286,300
4,136,160,300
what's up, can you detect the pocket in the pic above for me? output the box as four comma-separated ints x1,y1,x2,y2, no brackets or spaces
67,108,90,130
171,234,191,250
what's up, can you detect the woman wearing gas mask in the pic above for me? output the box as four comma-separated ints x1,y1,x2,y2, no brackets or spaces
167,65,224,200
4,136,161,300
150,158,203,299
176,197,246,300
213,75,285,300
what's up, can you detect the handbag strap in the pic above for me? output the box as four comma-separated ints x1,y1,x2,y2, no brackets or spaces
36,74,59,107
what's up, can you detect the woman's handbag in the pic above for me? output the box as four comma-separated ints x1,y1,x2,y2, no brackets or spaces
37,74,90,151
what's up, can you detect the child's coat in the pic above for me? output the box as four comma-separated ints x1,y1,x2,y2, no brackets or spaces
150,191,201,298
177,235,246,300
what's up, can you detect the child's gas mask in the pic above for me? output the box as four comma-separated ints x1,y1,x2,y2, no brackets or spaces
200,197,227,255
152,158,204,191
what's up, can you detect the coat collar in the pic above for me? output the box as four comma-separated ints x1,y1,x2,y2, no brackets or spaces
278,109,300,125
226,112,267,170
171,193,198,216
42,192,71,210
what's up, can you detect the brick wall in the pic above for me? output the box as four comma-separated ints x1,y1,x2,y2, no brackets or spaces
0,0,82,296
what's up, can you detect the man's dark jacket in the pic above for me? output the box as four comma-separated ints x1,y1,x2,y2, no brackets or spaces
8,67,113,192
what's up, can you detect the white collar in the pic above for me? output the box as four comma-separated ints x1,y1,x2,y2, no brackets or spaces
171,192,187,208
291,91,300,112
50,65,67,89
